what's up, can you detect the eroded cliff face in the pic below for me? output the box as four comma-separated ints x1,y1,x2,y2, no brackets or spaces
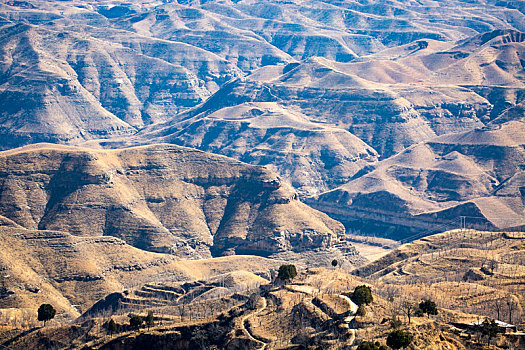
0,143,344,257
309,121,525,239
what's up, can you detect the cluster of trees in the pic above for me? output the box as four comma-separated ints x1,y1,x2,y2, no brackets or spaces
476,319,502,346
386,330,413,349
106,311,155,334
129,311,155,329
419,300,438,317
401,299,438,324
352,286,413,349
37,302,157,333
353,288,445,349
36,304,150,333
277,264,297,282
352,285,373,306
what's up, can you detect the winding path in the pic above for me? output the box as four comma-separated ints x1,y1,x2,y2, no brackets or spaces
239,296,270,349
338,294,358,315
285,284,358,346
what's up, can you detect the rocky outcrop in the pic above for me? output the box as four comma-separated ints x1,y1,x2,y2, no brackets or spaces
0,143,344,257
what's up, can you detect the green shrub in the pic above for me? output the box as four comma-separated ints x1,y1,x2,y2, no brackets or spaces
386,330,412,349
357,341,388,350
277,264,297,282
352,285,373,306
419,299,438,317
129,314,143,329
37,304,56,326
356,304,367,317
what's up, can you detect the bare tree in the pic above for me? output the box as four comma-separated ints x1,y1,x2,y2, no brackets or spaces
507,295,517,324
488,259,498,274
312,279,323,297
401,299,416,324
494,298,504,321
178,303,187,322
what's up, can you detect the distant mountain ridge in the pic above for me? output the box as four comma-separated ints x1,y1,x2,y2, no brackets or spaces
0,0,524,241
0,0,524,149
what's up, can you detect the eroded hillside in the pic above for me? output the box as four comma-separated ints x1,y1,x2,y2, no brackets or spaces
1,0,524,241
0,0,524,153
0,143,347,258
354,229,525,329
0,225,282,320
309,120,525,239
128,29,525,198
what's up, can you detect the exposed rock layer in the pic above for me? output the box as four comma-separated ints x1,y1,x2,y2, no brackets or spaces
0,143,344,256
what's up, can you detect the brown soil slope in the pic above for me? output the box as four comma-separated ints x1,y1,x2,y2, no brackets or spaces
310,120,525,239
1,0,524,200
135,100,380,196
0,143,344,257
0,266,480,350
0,21,241,148
354,229,525,324
0,224,282,320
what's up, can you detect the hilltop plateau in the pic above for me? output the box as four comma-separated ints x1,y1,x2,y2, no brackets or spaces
0,143,356,259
